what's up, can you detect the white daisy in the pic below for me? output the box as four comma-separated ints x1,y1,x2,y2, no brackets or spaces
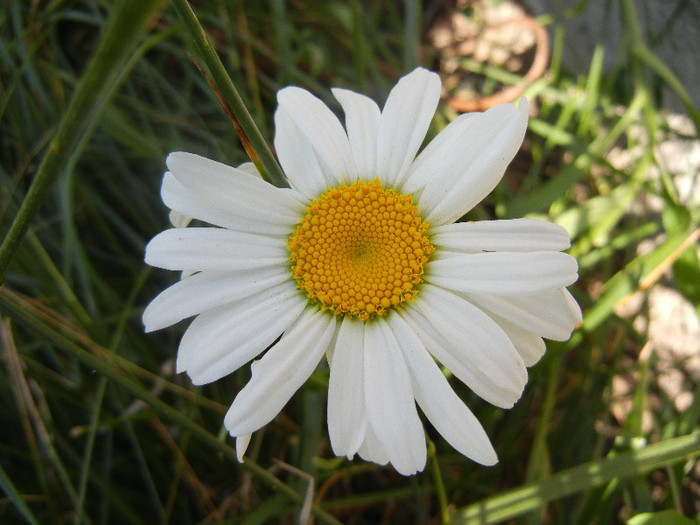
143,68,581,476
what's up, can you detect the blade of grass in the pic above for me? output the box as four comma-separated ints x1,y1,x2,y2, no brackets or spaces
451,431,700,525
0,0,167,283
73,267,152,525
507,87,647,218
170,0,287,187
427,440,450,525
404,0,420,72
576,44,604,137
0,287,344,525
619,0,700,134
0,461,41,525
581,226,700,333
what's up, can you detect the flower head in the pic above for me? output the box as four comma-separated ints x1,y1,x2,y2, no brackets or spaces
143,68,581,475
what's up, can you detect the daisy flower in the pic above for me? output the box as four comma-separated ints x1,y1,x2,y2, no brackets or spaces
143,68,581,476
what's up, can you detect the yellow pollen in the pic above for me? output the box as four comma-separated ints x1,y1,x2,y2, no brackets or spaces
287,179,433,321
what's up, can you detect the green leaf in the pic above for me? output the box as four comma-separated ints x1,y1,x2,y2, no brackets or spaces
627,510,696,525
451,431,700,524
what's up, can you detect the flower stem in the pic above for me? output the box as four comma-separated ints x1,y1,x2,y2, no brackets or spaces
170,0,288,188
451,431,700,524
428,439,450,525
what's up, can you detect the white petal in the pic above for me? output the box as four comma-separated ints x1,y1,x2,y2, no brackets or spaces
332,88,381,180
328,316,368,458
402,284,527,408
431,218,572,253
277,87,356,184
564,287,584,325
142,266,289,332
357,422,389,466
144,228,288,272
176,281,306,384
236,162,260,178
274,108,328,196
389,312,498,465
167,152,305,224
426,251,579,296
236,434,252,462
376,68,441,187
464,288,582,341
161,173,298,236
168,210,192,229
419,100,529,225
224,307,336,436
491,316,547,367
364,318,426,476
401,112,481,195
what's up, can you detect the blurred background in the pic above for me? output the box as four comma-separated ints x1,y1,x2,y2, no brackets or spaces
1,0,698,523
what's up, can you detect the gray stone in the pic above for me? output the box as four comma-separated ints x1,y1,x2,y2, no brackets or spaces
524,0,700,111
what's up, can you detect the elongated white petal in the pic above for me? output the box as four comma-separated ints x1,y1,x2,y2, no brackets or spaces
236,434,252,462
564,287,584,324
376,68,441,187
328,317,368,458
389,312,498,465
364,318,426,476
431,218,571,253
144,228,288,272
357,422,389,466
161,173,298,236
142,266,289,332
332,88,381,180
464,288,582,341
274,108,329,196
277,87,356,184
401,112,481,195
224,307,337,436
418,100,529,225
490,316,547,367
167,152,305,223
402,284,527,408
176,282,306,384
426,251,578,296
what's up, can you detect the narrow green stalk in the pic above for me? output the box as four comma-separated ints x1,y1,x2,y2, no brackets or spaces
73,268,151,525
452,431,700,524
526,357,560,485
272,0,292,87
0,0,167,283
170,0,287,187
427,440,450,525
0,288,343,525
404,0,420,72
0,462,41,525
631,44,700,133
350,0,367,90
74,377,109,525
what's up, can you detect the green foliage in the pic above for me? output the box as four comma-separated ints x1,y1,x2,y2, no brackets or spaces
1,0,698,523
627,509,697,525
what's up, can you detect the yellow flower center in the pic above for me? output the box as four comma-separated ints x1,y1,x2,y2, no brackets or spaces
287,179,433,321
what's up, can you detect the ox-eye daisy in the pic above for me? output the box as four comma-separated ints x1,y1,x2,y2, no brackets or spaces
143,68,581,476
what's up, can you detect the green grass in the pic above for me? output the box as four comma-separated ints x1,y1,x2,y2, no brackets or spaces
1,0,699,524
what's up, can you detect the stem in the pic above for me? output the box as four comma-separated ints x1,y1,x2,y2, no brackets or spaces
427,440,450,525
452,431,700,524
170,0,287,187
